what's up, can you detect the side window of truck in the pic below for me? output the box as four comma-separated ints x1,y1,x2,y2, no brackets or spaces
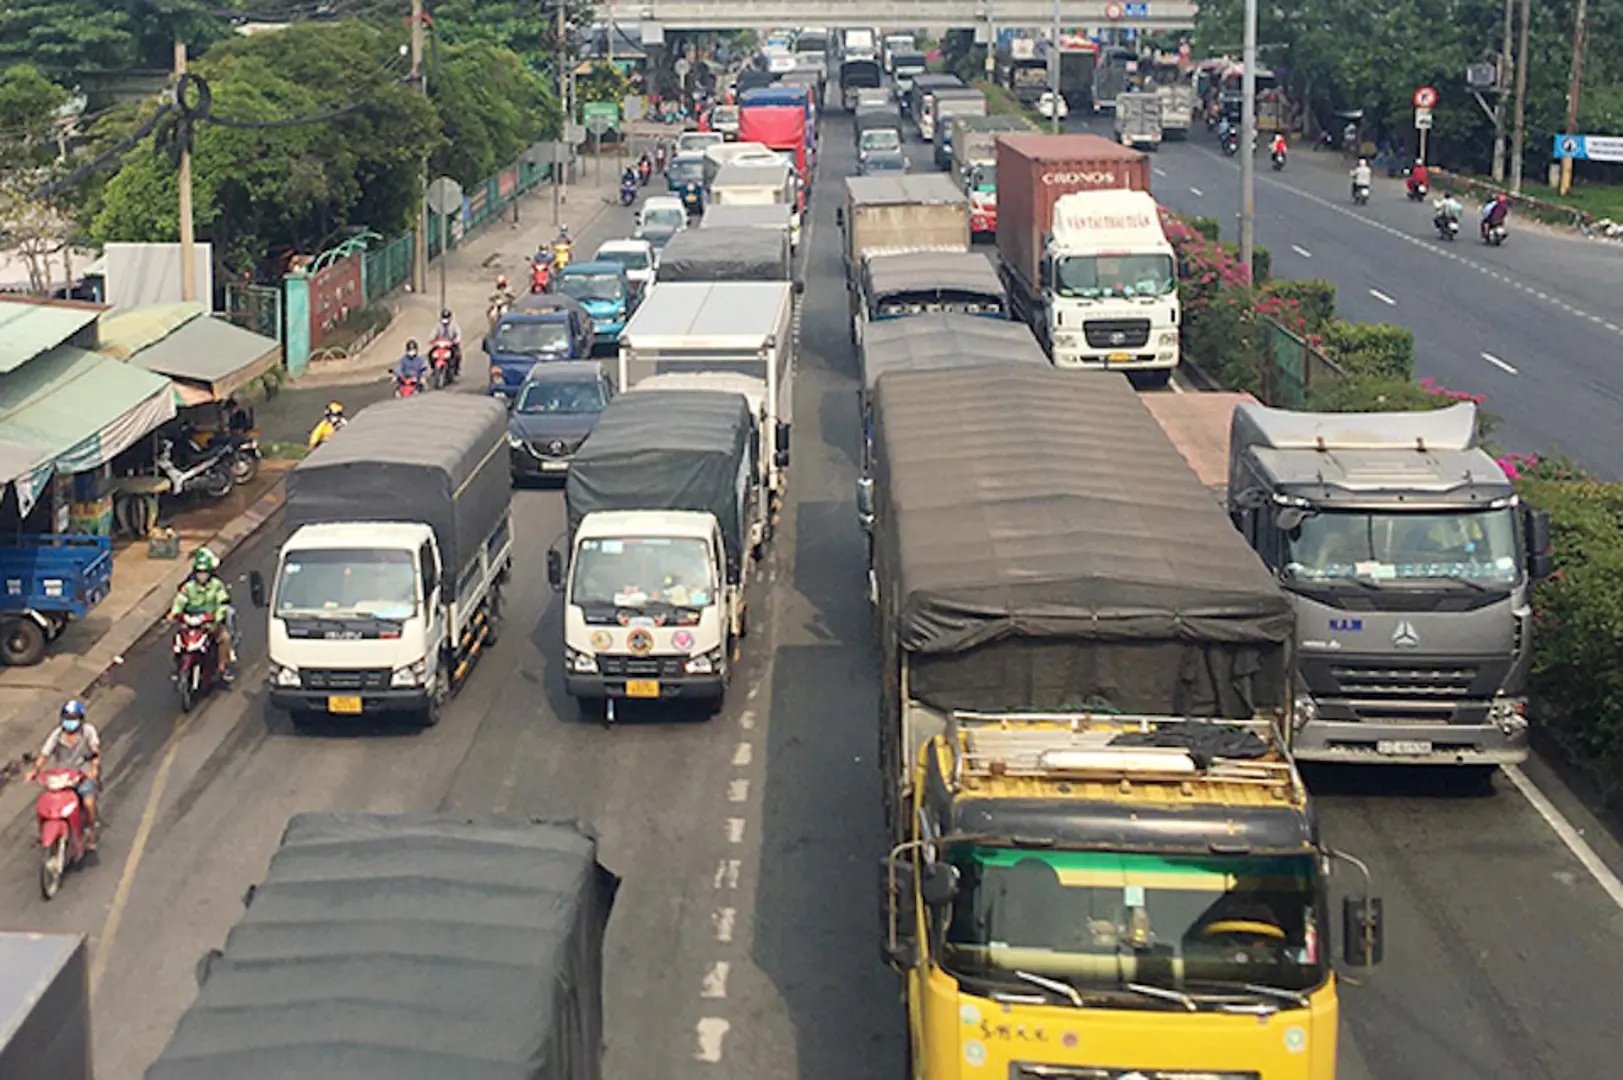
419,542,438,599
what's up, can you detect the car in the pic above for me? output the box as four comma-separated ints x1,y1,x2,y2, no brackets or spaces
635,196,690,250
1037,91,1069,120
556,260,636,349
593,238,657,296
505,361,615,481
483,293,596,399
665,151,709,214
676,131,725,156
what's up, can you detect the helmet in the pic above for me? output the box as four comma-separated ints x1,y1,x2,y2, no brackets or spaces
325,401,344,418
495,274,508,288
558,225,570,237
1358,158,1368,167
60,699,86,732
192,548,219,574
440,309,452,321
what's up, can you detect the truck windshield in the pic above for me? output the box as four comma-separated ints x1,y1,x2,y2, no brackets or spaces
493,319,571,355
860,129,902,153
571,536,716,610
668,159,705,184
1055,254,1176,299
275,549,417,619
560,274,624,303
969,163,996,192
942,846,1327,998
1283,506,1520,585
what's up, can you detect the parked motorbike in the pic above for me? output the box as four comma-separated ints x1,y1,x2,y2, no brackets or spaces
226,430,260,484
35,766,91,900
1434,212,1461,241
154,437,234,500
428,335,458,387
1352,182,1371,206
394,373,426,398
172,610,219,712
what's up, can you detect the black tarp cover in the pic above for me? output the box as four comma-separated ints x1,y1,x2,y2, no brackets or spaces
860,314,1046,391
565,390,755,574
862,250,1005,302
286,394,510,601
655,227,792,282
871,367,1292,716
144,813,619,1080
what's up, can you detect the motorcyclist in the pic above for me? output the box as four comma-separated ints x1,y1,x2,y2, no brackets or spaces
1482,193,1510,238
551,226,573,266
395,338,428,390
25,700,100,849
1351,158,1373,198
637,150,653,182
432,309,462,378
307,400,346,449
489,275,516,311
1434,193,1463,224
622,164,638,188
1271,132,1287,158
170,547,234,685
1407,162,1431,196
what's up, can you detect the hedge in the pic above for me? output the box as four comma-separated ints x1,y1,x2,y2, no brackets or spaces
1262,278,1336,334
1319,320,1415,382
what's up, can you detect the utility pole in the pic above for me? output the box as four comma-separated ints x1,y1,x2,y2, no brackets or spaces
554,0,566,225
1561,0,1589,195
1493,0,1514,182
1239,0,1257,275
1510,0,1531,193
1049,0,1061,135
410,0,427,293
174,41,197,303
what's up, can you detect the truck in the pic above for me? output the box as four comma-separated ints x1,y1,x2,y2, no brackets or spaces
948,114,1039,238
736,98,811,193
854,104,905,165
626,372,777,519
995,133,1177,384
251,394,513,729
838,174,968,288
1037,39,1100,110
1092,45,1136,113
1147,57,1196,137
1002,55,1050,105
483,293,596,399
550,390,760,718
0,932,91,1078
850,250,1008,346
839,57,883,110
881,32,915,73
656,226,793,285
617,280,794,523
839,26,877,62
700,202,797,254
709,159,800,230
929,88,989,170
145,813,617,1080
1114,90,1165,150
862,366,1384,1080
905,73,962,127
1206,400,1551,772
889,50,928,97
0,535,111,666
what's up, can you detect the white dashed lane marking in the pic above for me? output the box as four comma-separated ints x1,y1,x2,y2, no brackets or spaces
1291,244,1313,258
1481,352,1519,375
1369,289,1397,306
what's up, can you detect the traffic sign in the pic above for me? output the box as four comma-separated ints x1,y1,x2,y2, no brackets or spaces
425,176,463,215
1178,42,1192,58
1413,86,1437,109
1414,108,1433,130
1105,2,1124,20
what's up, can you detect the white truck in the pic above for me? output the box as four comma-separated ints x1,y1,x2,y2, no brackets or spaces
617,280,795,530
549,390,760,720
252,394,513,728
708,159,801,248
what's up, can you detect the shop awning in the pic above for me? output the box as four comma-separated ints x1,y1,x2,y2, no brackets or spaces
0,346,176,515
98,303,282,403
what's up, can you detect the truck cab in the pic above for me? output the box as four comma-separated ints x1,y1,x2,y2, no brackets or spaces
1226,401,1553,770
854,106,905,173
665,152,709,214
635,196,690,251
556,260,636,349
482,294,595,400
852,250,1009,346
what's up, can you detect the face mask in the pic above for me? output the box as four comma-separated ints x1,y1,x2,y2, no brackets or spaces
62,719,82,733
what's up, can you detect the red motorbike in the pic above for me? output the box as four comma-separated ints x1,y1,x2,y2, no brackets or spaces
173,610,219,712
530,257,552,293
428,335,458,388
36,767,91,900
394,373,425,398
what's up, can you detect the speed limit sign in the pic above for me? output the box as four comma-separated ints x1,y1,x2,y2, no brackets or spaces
1413,86,1438,109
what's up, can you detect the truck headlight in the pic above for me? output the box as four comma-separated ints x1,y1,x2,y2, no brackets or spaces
1158,331,1179,346
566,648,598,674
391,660,428,688
1488,696,1528,735
507,433,524,449
684,649,722,675
272,664,300,688
1052,332,1079,348
1292,694,1318,731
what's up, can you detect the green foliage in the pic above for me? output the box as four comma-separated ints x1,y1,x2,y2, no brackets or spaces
0,64,67,169
1189,216,1220,242
577,61,631,109
1262,278,1336,333
0,0,227,73
1184,286,1264,394
1305,374,1451,413
430,42,559,188
1319,319,1414,381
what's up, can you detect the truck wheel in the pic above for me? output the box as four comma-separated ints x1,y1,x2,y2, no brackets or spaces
484,588,504,647
1,617,47,666
1134,369,1172,390
578,697,607,723
421,664,448,728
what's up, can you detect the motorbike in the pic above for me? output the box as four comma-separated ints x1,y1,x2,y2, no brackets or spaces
35,766,92,900
1352,182,1371,206
1434,211,1461,241
1483,220,1508,246
394,372,426,398
1407,181,1429,201
530,258,552,293
551,239,573,270
1271,148,1286,171
620,176,638,207
637,158,653,185
427,335,458,387
172,610,219,712
1220,130,1239,156
154,437,234,500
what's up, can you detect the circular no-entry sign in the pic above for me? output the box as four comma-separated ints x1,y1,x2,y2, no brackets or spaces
1413,86,1438,109
1105,2,1125,20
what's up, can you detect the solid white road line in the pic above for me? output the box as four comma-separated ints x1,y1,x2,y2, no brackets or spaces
1291,244,1313,258
1502,764,1623,910
1153,167,1168,177
1189,186,1204,197
1368,288,1397,306
1481,351,1519,374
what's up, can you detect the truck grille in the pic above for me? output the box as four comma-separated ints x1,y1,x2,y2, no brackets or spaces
529,437,580,458
1014,1068,1259,1080
597,656,685,678
300,668,391,691
1331,662,1480,700
1083,318,1151,349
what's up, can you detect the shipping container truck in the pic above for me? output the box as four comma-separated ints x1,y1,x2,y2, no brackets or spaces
862,366,1384,1080
0,932,91,1080
995,133,1177,383
145,813,617,1080
251,394,513,729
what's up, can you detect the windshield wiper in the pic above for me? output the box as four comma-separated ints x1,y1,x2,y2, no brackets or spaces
1014,970,1083,1007
1123,982,1197,1012
1241,982,1310,1007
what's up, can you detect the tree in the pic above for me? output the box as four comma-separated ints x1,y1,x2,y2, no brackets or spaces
577,61,630,108
0,65,73,294
429,42,559,188
0,0,229,73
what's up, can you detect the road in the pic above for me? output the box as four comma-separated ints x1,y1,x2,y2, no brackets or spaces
1072,115,1623,476
3,106,1623,1080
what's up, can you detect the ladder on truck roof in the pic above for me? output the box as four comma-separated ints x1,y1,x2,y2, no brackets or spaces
947,710,1302,796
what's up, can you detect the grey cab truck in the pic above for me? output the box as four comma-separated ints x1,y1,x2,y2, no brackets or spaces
850,250,1008,346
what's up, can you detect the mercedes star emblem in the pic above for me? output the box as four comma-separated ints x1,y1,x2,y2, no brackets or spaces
548,439,565,454
1392,620,1420,649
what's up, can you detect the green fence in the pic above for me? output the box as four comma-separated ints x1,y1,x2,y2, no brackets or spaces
1260,316,1346,408
222,281,283,343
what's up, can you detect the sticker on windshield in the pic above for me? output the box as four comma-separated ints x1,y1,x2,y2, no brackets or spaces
600,539,623,554
1354,560,1397,580
1123,885,1145,907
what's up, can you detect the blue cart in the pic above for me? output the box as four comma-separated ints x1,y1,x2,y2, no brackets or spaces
1,534,113,666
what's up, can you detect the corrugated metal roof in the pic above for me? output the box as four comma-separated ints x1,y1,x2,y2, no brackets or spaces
96,301,206,360
0,298,104,374
0,346,176,479
131,315,280,394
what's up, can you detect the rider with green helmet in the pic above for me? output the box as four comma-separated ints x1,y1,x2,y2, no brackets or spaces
170,547,235,683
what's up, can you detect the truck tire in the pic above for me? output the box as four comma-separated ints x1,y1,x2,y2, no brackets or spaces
1,617,47,667
421,663,449,728
484,586,504,647
578,696,607,724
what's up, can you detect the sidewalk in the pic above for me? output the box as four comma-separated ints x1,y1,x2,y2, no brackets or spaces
294,125,670,389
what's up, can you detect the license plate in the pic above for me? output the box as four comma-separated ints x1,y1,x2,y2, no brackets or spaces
328,695,363,714
540,460,569,471
1108,352,1132,363
625,679,660,699
1377,740,1433,756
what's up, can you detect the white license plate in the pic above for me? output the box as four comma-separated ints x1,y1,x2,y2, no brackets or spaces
540,460,569,471
1377,740,1433,756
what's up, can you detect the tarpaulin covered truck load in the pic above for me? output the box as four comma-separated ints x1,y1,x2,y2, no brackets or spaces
0,932,91,1079
840,175,968,281
145,813,618,1080
655,226,793,283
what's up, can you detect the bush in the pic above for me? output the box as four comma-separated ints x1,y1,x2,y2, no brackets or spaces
1184,285,1263,394
1218,241,1271,282
1320,320,1414,381
1263,278,1336,333
1189,216,1221,242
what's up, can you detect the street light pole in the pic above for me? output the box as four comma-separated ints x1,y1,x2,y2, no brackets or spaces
173,41,196,303
1050,0,1061,135
1509,0,1531,193
410,0,427,292
1493,0,1514,182
1239,0,1257,275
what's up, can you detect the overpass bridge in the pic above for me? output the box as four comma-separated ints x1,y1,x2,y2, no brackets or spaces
607,1,1198,34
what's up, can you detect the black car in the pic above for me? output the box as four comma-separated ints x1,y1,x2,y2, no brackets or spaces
506,361,615,481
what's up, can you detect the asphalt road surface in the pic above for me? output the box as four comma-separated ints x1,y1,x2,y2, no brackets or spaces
3,108,1623,1080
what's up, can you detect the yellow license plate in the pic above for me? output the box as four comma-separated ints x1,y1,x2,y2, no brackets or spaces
625,679,660,699
327,695,363,714
1108,352,1131,363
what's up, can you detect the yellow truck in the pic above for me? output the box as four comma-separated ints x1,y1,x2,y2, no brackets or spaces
862,367,1383,1079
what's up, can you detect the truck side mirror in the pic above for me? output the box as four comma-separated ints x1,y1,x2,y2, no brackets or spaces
546,549,563,591
1525,507,1553,580
879,856,918,970
248,570,266,608
835,206,845,228
855,476,875,532
1341,894,1384,967
775,423,791,467
921,861,959,907
794,279,806,294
